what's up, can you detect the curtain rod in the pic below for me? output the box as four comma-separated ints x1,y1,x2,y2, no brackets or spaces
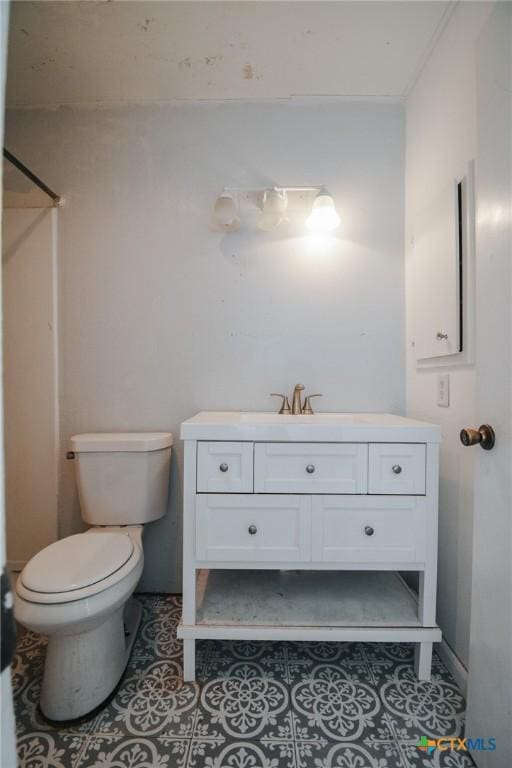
3,148,61,205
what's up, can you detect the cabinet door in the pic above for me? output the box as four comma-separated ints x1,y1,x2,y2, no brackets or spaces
311,496,427,564
368,444,426,495
197,442,254,493
196,494,311,562
254,443,368,494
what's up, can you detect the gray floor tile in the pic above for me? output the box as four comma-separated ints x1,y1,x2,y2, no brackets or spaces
295,739,406,768
397,741,476,768
17,731,89,768
12,594,474,768
93,658,200,739
197,661,291,740
76,734,175,768
200,640,289,683
375,664,466,742
289,661,395,743
186,738,297,768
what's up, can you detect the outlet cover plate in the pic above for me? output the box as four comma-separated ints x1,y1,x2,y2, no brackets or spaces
437,374,450,407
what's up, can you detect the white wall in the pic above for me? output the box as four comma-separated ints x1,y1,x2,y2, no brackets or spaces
405,2,491,667
5,100,405,592
3,208,59,569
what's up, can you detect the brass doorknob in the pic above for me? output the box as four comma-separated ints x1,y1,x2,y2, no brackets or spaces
460,424,495,451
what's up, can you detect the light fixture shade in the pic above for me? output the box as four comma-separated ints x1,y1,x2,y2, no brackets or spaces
306,190,340,233
210,193,240,232
258,189,288,231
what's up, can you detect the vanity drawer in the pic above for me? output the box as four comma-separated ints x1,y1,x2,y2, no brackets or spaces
368,444,426,495
254,443,368,494
197,442,254,493
196,494,311,562
311,496,426,563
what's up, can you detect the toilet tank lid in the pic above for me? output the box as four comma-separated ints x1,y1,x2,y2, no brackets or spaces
70,432,173,452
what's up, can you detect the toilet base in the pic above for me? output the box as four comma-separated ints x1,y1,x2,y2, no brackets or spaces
40,598,142,722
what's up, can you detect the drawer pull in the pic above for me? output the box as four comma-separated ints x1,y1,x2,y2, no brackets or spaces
392,464,402,475
306,464,316,474
364,526,374,537
248,525,257,535
219,463,229,473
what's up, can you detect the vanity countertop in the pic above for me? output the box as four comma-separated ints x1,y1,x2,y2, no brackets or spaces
180,411,441,443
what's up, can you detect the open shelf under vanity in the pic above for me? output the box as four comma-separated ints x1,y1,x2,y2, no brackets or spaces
178,568,441,643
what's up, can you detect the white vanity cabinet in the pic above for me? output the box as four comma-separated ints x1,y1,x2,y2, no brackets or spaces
178,412,442,682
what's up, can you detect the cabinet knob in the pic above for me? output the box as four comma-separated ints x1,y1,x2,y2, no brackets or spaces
364,526,374,536
306,464,315,474
460,424,495,451
219,462,229,473
436,331,449,340
392,464,402,475
248,525,257,535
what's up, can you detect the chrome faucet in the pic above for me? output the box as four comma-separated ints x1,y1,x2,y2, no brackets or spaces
270,385,323,415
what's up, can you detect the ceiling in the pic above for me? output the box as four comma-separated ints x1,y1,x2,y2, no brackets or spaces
7,1,454,107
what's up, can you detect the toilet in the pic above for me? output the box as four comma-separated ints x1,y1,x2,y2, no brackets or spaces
14,432,173,722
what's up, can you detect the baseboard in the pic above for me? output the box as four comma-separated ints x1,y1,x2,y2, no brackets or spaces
6,560,25,574
437,638,468,696
135,580,182,595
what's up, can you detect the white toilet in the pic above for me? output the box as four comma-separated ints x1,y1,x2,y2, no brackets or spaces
14,432,173,722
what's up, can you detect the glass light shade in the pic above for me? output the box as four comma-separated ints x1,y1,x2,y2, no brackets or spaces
258,189,287,231
211,194,240,232
306,192,340,233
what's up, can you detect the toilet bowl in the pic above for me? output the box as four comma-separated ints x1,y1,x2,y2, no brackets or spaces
16,526,144,721
14,432,172,722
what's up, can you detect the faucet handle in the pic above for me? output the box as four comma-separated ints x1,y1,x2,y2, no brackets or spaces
270,394,291,415
302,394,323,415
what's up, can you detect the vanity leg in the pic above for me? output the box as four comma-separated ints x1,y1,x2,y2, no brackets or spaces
414,642,433,681
181,566,196,682
183,639,196,682
182,566,196,624
418,569,437,626
415,567,436,680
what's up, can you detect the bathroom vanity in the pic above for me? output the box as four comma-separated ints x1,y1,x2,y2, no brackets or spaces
178,412,441,681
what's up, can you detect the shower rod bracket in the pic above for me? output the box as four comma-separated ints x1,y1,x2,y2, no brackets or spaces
3,147,62,206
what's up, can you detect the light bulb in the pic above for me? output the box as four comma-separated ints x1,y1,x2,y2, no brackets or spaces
258,189,288,231
210,193,240,232
306,190,340,233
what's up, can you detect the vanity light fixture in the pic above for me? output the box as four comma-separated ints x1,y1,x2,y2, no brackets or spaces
211,186,340,234
306,188,341,233
210,192,240,232
258,189,288,231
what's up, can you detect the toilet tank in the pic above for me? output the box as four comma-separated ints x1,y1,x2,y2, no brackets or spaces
70,433,173,526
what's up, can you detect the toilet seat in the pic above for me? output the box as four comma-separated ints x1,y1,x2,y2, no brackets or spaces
17,529,142,605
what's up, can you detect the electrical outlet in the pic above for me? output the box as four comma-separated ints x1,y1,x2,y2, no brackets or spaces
437,374,450,407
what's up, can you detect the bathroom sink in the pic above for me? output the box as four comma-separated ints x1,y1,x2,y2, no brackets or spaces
240,412,367,424
181,411,441,443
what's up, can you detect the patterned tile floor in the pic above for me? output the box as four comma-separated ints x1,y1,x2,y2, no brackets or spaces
12,594,475,768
